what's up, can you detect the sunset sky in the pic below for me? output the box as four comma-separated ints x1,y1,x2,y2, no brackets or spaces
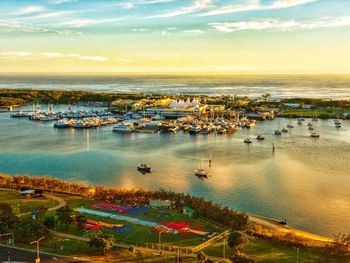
1,0,350,74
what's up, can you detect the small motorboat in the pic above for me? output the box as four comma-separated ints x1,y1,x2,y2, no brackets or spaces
310,132,320,138
195,168,208,178
256,135,265,141
282,128,288,133
274,130,282,135
244,138,252,144
137,163,151,173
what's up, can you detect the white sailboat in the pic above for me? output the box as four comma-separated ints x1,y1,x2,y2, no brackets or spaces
195,155,208,178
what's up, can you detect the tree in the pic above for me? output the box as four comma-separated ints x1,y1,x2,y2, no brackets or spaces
88,232,115,255
0,203,18,230
228,230,249,253
34,205,48,220
56,206,73,225
325,233,350,258
43,215,56,229
75,215,87,230
14,217,48,242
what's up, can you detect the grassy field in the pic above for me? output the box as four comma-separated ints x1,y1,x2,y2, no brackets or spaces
49,194,222,247
1,189,344,262
278,109,348,118
0,189,58,214
69,208,222,247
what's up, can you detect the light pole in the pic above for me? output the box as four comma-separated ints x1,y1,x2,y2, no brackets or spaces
31,236,45,263
223,237,226,260
51,189,54,207
296,247,300,263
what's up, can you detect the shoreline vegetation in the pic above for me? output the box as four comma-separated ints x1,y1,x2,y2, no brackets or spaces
1,88,350,119
0,174,349,261
0,173,335,242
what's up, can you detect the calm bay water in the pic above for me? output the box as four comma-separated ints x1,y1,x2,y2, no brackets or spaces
0,104,349,236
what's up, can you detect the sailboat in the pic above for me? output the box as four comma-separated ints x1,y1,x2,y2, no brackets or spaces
287,114,294,128
334,114,342,128
274,120,282,135
195,155,208,178
310,119,320,138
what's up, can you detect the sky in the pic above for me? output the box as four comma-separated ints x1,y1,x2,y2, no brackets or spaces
0,0,350,74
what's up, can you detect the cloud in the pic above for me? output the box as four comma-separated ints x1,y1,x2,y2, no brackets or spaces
201,0,317,16
1,52,109,62
14,6,46,15
1,52,32,57
20,11,78,21
208,17,350,32
131,28,151,32
47,0,79,4
59,18,122,28
183,29,204,35
147,0,213,18
0,20,84,36
131,27,205,35
139,0,175,4
79,56,109,62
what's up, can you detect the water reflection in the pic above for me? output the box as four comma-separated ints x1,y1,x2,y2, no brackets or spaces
0,108,349,236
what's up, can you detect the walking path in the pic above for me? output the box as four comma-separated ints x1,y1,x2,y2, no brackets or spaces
18,194,66,217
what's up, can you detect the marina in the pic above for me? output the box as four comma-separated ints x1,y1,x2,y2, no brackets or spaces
0,104,349,237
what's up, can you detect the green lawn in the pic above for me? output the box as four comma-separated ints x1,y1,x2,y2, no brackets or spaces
16,236,101,257
243,238,337,263
70,209,221,248
278,109,348,118
0,189,58,214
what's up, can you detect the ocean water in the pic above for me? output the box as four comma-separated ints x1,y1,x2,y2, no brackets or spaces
1,75,350,99
0,104,349,237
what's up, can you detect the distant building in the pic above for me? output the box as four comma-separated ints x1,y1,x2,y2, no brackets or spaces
183,206,196,217
20,189,43,198
283,103,300,108
149,200,171,208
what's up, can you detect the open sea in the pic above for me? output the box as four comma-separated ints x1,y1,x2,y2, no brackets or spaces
1,74,350,99
0,75,350,237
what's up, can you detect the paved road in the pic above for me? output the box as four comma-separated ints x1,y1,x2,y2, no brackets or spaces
0,245,86,263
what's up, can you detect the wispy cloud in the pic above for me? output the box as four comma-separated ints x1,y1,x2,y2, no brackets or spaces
59,18,122,28
147,0,213,18
79,56,109,62
201,0,317,16
1,52,32,57
14,6,46,15
0,20,84,36
1,52,109,62
47,0,79,4
131,27,205,36
19,11,78,21
209,16,350,32
183,29,204,35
